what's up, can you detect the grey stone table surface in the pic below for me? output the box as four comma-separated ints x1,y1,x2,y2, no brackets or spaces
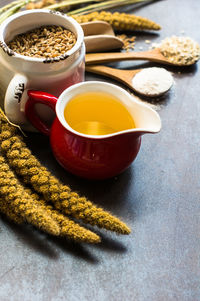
0,0,200,300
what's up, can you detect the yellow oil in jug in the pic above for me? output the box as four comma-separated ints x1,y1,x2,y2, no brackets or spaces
64,91,135,136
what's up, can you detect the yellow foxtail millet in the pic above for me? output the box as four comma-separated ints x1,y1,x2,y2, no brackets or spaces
0,109,131,235
0,197,24,224
24,188,100,243
0,154,60,236
0,182,100,243
72,11,161,32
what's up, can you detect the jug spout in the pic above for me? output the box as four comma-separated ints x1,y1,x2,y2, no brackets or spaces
129,100,161,135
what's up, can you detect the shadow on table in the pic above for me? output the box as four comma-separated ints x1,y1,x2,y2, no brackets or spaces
49,229,128,264
2,215,129,264
1,217,58,259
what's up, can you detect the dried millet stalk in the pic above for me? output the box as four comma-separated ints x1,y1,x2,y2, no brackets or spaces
0,196,24,224
72,11,161,31
0,109,131,235
0,184,100,242
0,154,60,236
24,188,100,243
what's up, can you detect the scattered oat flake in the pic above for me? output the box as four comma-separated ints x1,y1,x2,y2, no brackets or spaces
117,34,135,52
151,42,160,49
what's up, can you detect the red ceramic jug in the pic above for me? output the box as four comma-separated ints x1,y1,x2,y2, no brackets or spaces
25,81,161,179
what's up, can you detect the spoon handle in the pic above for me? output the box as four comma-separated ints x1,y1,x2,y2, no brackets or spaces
86,65,140,86
86,48,168,65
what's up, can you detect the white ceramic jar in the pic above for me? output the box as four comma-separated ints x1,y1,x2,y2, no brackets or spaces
0,9,85,130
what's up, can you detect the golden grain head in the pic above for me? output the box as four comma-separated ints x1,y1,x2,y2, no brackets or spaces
73,11,161,31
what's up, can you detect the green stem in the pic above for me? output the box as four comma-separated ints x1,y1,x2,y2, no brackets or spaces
68,0,152,16
0,0,24,14
46,0,102,10
0,0,31,24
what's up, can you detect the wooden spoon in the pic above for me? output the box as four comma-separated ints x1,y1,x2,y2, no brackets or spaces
86,65,173,97
81,21,124,53
84,35,124,53
81,21,115,36
85,47,198,66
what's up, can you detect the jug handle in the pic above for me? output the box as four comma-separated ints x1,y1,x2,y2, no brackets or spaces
25,90,58,136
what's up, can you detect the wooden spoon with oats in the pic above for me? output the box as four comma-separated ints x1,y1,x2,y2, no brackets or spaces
86,36,200,66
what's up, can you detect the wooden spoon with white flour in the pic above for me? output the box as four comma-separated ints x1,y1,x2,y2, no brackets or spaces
86,65,174,97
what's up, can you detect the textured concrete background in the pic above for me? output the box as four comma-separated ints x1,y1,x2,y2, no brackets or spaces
0,0,200,300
